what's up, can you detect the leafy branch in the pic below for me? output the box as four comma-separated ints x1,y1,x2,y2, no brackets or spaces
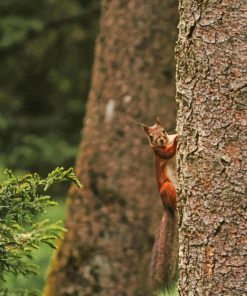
0,167,82,294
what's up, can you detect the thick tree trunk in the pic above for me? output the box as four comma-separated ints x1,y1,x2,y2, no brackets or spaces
176,1,246,295
44,1,178,295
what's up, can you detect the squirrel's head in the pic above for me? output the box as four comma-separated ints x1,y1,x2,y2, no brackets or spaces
142,117,168,147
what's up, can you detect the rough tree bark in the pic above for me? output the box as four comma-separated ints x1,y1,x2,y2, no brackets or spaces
44,1,178,295
176,0,246,295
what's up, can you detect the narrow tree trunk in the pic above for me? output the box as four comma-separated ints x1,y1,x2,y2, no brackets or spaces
45,1,178,295
176,1,246,295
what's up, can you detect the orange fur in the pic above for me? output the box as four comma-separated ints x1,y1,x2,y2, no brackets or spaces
143,118,178,287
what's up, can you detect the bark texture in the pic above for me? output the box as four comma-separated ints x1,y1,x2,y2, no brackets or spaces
176,0,246,295
44,1,178,295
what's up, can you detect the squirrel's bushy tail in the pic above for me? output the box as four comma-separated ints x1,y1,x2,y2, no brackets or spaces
151,209,179,287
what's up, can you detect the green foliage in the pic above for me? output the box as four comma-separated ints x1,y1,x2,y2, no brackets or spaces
0,167,82,294
5,199,67,293
0,288,40,296
0,17,43,48
0,0,100,175
156,284,178,296
0,0,98,293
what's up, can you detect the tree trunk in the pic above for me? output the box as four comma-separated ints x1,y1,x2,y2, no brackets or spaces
44,1,178,295
176,1,246,295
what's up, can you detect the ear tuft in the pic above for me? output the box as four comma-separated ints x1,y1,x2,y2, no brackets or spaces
156,117,162,126
142,124,149,135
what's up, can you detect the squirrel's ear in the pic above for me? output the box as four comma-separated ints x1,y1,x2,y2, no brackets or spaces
156,117,163,126
142,124,149,135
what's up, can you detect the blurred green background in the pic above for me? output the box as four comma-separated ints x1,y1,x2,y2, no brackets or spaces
0,0,100,292
0,0,99,176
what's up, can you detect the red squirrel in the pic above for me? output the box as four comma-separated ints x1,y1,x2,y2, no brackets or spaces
142,117,178,287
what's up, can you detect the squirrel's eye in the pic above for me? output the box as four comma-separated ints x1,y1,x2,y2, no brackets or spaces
163,129,166,134
149,135,153,140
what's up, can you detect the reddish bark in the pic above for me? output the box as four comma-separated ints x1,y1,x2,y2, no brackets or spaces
45,1,178,295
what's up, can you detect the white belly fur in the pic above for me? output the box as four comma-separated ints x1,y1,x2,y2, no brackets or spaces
167,157,177,187
166,133,177,187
